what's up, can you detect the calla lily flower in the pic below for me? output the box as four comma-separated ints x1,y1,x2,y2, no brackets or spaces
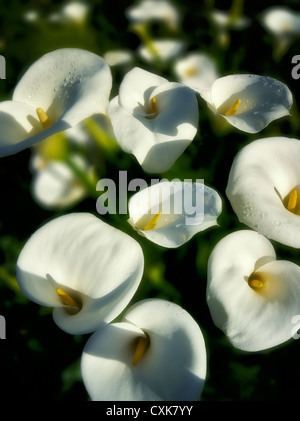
29,118,98,210
109,67,199,173
207,230,300,352
128,180,222,248
261,6,300,37
210,9,251,31
174,52,219,93
137,39,186,64
60,1,90,24
0,48,112,157
260,7,300,59
125,0,180,31
200,74,293,133
104,49,134,67
209,4,251,48
30,154,92,210
81,298,207,401
16,213,144,335
226,137,300,249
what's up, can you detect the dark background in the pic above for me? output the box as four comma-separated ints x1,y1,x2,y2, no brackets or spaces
0,0,300,401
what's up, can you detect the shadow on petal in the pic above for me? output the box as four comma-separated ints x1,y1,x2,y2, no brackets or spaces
84,323,205,401
0,111,39,149
135,85,198,137
142,138,191,173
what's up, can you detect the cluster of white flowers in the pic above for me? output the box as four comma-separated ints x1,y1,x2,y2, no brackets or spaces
2,0,300,402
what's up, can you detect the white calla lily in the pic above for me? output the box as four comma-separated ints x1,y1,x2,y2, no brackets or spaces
29,118,98,210
211,9,251,31
0,48,112,157
125,0,180,31
128,180,222,248
261,6,300,38
200,74,293,133
16,213,144,335
207,230,300,352
109,67,199,173
137,39,186,64
260,7,300,59
174,52,219,93
60,1,90,24
226,137,300,249
104,49,134,67
209,4,251,48
30,154,91,210
81,298,207,401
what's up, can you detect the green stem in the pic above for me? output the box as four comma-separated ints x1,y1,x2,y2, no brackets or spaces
130,23,162,65
229,0,244,24
0,266,28,302
65,157,98,199
83,117,119,155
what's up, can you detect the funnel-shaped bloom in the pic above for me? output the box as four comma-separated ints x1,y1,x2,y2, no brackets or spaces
29,119,98,210
125,0,180,31
81,298,207,401
0,48,112,157
60,1,90,24
226,137,300,248
104,49,134,67
174,52,219,93
200,74,293,133
261,6,300,39
16,213,144,335
260,7,300,59
207,230,300,352
210,9,251,31
109,67,199,173
128,180,222,248
137,39,186,64
30,154,92,210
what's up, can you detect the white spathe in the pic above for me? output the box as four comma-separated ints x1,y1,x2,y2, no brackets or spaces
81,298,207,401
210,9,251,31
226,136,300,248
207,230,300,352
137,39,186,64
104,49,134,67
0,48,112,157
128,180,222,248
30,154,90,210
125,0,180,31
29,119,97,210
16,213,144,334
60,1,90,24
174,52,219,93
109,67,199,173
261,6,300,37
200,74,293,133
